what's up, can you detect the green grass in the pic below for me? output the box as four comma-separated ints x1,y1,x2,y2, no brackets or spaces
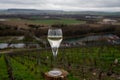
10,58,37,80
10,18,86,25
28,18,85,25
0,55,9,80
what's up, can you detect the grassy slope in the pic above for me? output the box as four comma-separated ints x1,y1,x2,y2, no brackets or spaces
0,46,120,80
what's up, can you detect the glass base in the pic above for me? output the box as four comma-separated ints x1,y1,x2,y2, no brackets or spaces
48,69,62,76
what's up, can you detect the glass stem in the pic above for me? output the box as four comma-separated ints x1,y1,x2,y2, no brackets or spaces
52,47,58,68
53,55,57,69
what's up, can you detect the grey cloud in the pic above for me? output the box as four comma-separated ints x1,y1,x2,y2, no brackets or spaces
0,0,45,5
50,0,120,7
0,0,120,11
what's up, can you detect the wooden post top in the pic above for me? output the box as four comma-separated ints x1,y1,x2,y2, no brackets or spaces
45,69,68,80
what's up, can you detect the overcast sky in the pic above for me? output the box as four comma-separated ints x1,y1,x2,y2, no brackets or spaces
0,0,120,12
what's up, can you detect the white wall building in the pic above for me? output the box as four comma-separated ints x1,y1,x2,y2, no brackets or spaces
102,19,117,24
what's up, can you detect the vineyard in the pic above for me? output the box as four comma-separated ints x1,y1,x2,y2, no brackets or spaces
0,45,120,80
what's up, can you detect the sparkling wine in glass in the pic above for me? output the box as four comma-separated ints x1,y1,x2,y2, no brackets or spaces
47,28,63,76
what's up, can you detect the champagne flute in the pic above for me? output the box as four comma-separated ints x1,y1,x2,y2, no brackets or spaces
47,28,63,76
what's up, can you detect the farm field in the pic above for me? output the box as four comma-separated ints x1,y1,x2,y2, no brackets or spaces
9,18,86,25
0,45,120,80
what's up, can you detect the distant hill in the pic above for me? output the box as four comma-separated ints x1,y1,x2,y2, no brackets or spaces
0,9,120,15
0,9,64,15
65,11,120,15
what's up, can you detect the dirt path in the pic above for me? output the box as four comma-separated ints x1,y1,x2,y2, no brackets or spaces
0,50,14,54
0,48,43,54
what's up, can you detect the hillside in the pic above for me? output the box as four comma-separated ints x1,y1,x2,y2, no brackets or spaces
0,9,120,15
